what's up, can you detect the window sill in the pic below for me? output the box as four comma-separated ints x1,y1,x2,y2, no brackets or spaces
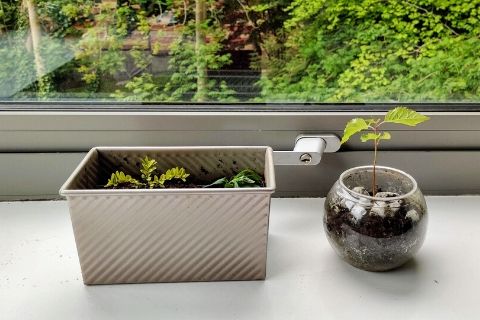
1,197,478,319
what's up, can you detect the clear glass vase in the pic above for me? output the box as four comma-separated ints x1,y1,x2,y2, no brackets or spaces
324,166,428,271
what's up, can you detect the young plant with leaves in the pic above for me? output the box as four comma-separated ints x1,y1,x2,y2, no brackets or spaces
341,107,429,196
140,156,157,186
104,156,264,189
152,167,190,188
105,171,143,188
204,169,263,188
105,156,190,189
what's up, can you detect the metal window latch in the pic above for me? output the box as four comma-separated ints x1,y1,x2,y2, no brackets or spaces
273,134,341,165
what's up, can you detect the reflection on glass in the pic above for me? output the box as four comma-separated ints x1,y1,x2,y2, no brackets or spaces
0,0,479,103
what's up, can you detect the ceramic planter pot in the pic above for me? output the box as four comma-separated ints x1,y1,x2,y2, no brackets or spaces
60,146,275,285
324,166,427,271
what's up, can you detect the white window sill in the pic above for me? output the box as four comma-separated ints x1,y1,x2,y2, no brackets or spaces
1,197,479,319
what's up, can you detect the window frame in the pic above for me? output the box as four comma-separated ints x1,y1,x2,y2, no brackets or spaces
1,104,480,199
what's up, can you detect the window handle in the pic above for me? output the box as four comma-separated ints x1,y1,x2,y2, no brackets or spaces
273,134,341,166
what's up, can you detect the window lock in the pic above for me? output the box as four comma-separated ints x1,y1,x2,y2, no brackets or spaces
273,134,341,166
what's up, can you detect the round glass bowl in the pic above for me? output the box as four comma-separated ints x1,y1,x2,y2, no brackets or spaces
324,166,428,271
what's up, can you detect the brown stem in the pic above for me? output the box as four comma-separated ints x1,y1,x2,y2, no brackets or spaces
236,0,254,26
182,0,188,25
24,0,46,78
195,0,207,102
372,129,378,196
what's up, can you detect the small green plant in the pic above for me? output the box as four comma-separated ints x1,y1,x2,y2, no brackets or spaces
105,171,143,188
105,156,263,189
152,167,190,188
140,156,157,186
204,169,264,188
340,106,430,196
105,156,190,189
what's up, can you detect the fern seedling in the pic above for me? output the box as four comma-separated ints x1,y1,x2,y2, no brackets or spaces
104,154,191,189
204,169,263,188
105,171,143,189
341,106,429,196
152,167,190,188
140,156,157,188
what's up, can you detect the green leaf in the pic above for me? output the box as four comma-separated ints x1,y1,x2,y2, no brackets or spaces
104,171,143,188
202,177,228,188
152,167,190,188
365,119,378,126
380,132,391,140
360,132,380,142
341,118,370,144
228,169,263,188
203,169,263,188
384,107,430,126
360,131,391,142
140,156,157,186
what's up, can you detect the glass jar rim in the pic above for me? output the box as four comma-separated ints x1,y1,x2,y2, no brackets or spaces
339,165,418,202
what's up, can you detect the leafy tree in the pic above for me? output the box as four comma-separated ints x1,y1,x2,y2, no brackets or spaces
0,0,90,99
1,0,479,102
260,0,480,102
35,0,94,37
113,0,237,102
0,0,23,33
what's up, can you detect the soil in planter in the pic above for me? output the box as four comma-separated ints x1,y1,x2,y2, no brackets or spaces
324,188,427,271
326,197,415,239
162,179,203,188
100,180,203,189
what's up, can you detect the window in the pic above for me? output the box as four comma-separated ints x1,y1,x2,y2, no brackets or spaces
0,1,479,199
1,0,480,103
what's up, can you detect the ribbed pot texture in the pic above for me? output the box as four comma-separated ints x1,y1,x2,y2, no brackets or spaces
60,146,275,285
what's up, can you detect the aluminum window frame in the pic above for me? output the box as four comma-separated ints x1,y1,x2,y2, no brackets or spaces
1,104,480,199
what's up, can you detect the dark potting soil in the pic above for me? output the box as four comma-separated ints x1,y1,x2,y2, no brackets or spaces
162,179,203,189
325,205,414,239
325,189,422,239
324,188,427,271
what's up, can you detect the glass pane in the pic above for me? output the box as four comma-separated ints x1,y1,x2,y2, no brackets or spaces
0,0,479,103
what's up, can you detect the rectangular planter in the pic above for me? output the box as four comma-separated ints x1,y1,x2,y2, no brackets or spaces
60,146,275,285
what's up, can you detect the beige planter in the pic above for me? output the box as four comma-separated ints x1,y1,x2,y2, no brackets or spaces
60,146,275,285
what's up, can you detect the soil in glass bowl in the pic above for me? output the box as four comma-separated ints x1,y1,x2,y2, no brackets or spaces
324,166,428,271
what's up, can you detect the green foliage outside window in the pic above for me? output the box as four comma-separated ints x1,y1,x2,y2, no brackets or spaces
0,0,479,103
261,0,480,102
